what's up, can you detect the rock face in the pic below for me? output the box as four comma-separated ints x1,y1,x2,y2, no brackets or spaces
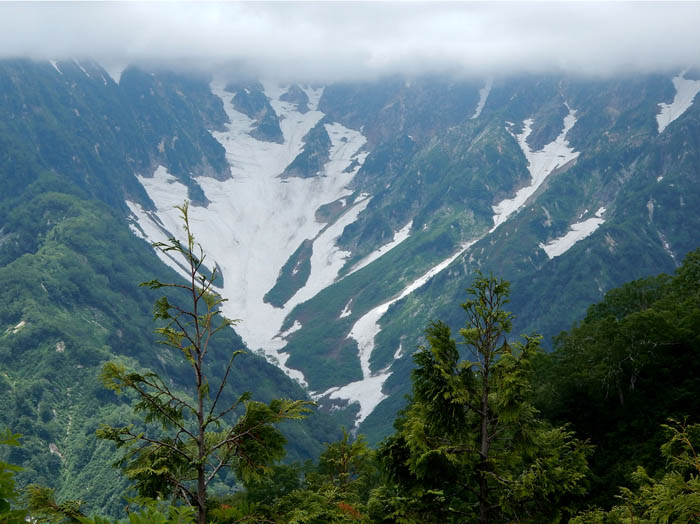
227,81,285,143
280,84,311,113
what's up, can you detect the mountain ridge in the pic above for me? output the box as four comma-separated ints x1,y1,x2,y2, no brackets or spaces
2,58,699,456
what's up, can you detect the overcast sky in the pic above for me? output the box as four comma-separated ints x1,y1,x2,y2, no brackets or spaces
1,2,699,81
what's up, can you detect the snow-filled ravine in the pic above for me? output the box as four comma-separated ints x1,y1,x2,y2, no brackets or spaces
127,82,369,387
347,221,413,276
657,72,700,133
321,107,582,427
493,105,579,230
471,78,493,119
318,239,476,426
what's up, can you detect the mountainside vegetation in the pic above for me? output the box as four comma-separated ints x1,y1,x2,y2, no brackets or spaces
535,247,700,509
4,248,700,522
2,58,700,522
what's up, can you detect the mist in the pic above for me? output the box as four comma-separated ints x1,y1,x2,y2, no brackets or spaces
1,2,699,81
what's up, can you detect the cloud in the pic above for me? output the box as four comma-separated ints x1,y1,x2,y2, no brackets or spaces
1,2,699,81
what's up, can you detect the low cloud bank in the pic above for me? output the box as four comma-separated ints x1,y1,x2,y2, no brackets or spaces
2,3,699,81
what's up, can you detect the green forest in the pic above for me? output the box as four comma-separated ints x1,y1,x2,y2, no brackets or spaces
2,203,699,523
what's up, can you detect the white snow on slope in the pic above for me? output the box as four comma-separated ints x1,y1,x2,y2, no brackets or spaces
302,85,324,111
49,60,62,75
339,300,352,319
324,240,476,426
471,78,493,119
657,72,700,133
286,194,371,307
492,106,579,230
126,168,191,275
74,59,90,78
126,82,369,386
347,220,413,275
277,320,302,339
322,373,391,426
104,65,124,84
540,207,606,259
6,320,27,335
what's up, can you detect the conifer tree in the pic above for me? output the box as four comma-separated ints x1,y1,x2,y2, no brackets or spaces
97,203,312,524
374,272,591,524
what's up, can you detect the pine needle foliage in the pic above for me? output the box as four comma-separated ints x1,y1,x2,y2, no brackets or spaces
96,203,313,524
374,272,591,524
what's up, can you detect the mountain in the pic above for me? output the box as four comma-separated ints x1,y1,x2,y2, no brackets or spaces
0,59,340,515
2,58,700,497
128,69,700,442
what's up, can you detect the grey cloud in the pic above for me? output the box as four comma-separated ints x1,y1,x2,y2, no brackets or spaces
1,2,699,81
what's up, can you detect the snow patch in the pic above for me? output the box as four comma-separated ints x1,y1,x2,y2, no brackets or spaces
125,168,191,278
339,300,353,318
657,72,700,133
287,195,371,307
542,206,552,227
540,207,606,259
321,373,391,426
324,123,369,176
471,77,493,119
49,443,63,460
49,60,62,75
658,231,677,265
492,106,579,230
73,59,90,78
347,220,413,275
657,176,664,182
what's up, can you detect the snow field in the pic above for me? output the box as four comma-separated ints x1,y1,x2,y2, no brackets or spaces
127,85,589,427
302,85,324,111
657,72,700,133
125,167,191,277
74,59,91,78
127,82,370,387
339,300,352,319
